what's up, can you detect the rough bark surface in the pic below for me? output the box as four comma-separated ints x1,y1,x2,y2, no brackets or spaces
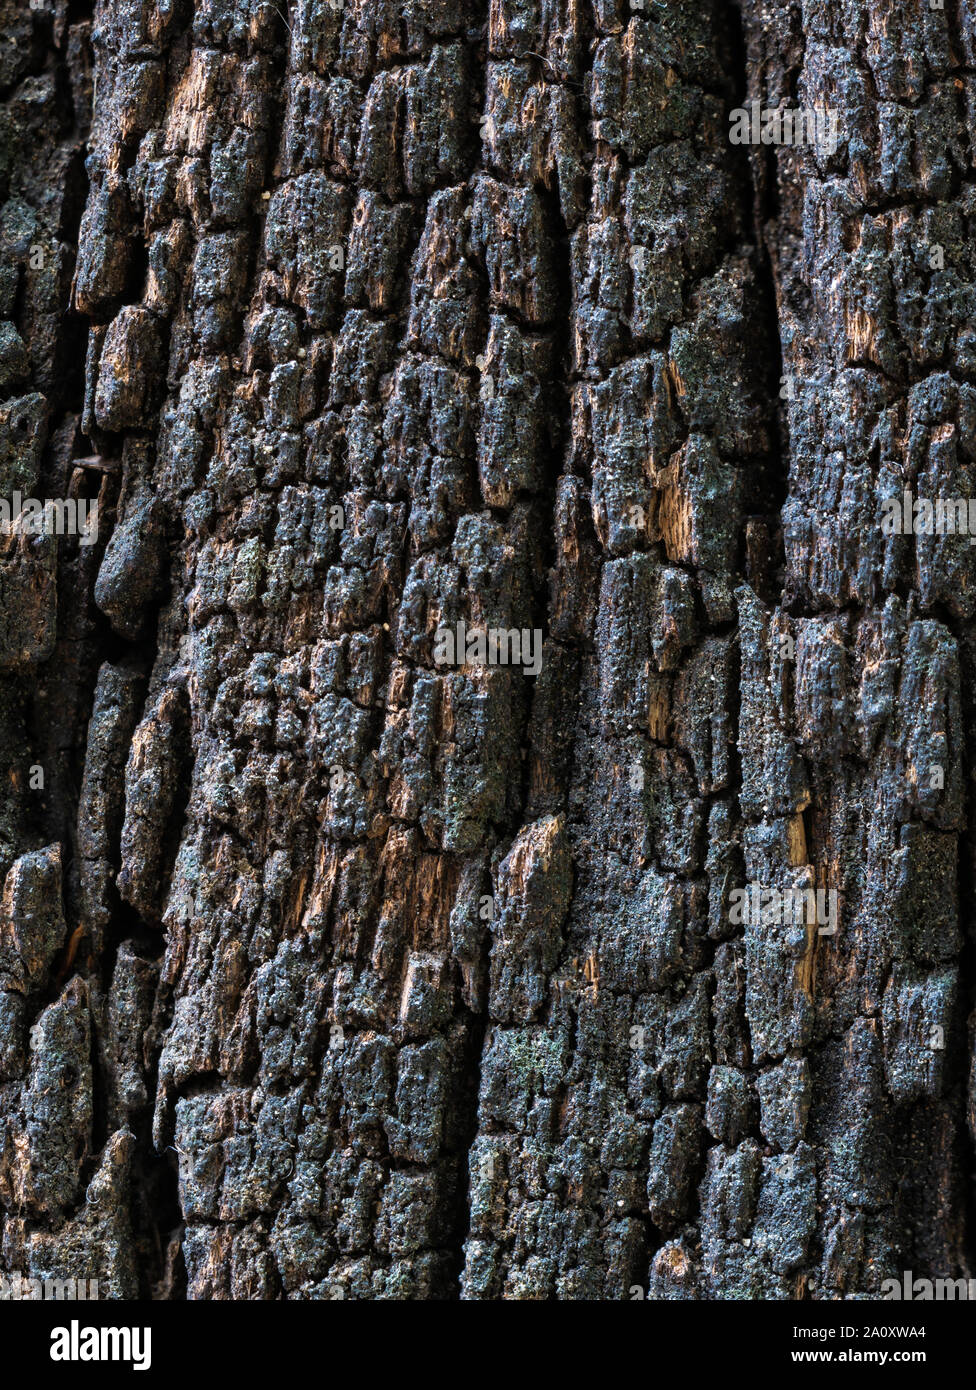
0,0,974,1299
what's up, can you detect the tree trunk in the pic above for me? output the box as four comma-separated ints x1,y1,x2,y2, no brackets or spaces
0,0,973,1300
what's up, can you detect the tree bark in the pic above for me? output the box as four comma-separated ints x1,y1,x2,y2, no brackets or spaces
0,0,974,1300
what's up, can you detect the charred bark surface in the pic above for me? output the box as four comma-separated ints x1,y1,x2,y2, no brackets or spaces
0,0,974,1300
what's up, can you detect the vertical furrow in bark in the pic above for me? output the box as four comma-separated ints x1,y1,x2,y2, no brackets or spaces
457,0,592,1295
737,0,976,1292
462,0,784,1299
0,0,154,1299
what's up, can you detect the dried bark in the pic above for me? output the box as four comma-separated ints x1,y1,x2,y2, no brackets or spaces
0,0,974,1300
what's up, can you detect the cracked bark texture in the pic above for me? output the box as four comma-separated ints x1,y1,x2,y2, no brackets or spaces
0,0,974,1300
